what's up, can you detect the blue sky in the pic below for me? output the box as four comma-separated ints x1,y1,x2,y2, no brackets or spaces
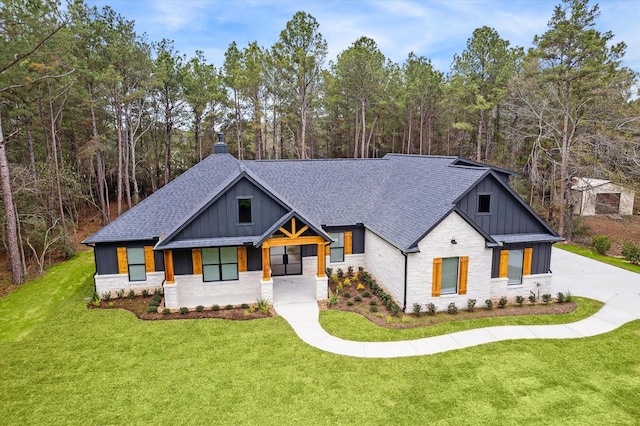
84,0,640,73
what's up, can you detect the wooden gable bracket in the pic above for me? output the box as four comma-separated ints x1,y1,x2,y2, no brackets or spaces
278,217,309,239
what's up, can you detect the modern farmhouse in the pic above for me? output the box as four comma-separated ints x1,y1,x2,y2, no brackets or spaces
83,141,562,311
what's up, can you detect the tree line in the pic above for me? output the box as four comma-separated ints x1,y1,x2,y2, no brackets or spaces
1,0,638,284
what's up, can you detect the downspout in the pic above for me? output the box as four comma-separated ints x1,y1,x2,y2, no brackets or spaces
401,250,408,313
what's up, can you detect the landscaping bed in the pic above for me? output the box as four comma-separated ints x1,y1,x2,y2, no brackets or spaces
325,266,576,329
88,293,274,320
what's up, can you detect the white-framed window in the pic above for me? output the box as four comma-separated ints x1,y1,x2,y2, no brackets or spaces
507,249,524,285
330,232,344,263
441,257,459,295
202,247,238,282
127,247,146,282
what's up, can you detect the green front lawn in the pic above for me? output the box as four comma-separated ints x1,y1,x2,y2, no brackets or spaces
556,243,640,274
1,252,639,424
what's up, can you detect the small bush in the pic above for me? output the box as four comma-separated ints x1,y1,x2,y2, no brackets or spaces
91,291,101,307
115,289,124,299
447,302,458,315
128,289,136,299
388,303,400,316
347,266,354,278
148,300,159,308
196,305,205,312
485,299,493,310
248,305,256,313
591,235,612,255
342,292,350,299
516,295,525,306
542,294,552,304
101,292,111,301
622,241,640,264
357,283,365,291
369,300,377,306
328,291,339,306
212,304,220,311
528,294,536,305
141,289,149,298
337,268,344,279
256,298,269,314
413,303,422,316
331,275,338,283
346,301,354,306
385,315,392,324
426,303,437,316
241,303,249,309
152,294,162,303
147,305,158,313
179,307,189,315
370,306,378,313
467,299,476,312
565,291,573,303
401,315,410,323
358,266,364,274
154,287,163,296
336,282,343,293
225,304,233,310
557,292,566,304
354,296,362,302
498,296,508,309
326,267,333,277
162,308,171,315
244,310,249,317
362,291,370,298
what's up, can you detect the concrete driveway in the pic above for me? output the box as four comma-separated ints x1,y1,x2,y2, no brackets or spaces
274,248,640,358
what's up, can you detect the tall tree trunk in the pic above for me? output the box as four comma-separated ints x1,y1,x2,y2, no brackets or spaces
476,111,484,162
558,84,571,237
360,100,366,159
88,83,108,225
0,114,25,284
25,116,36,181
164,99,172,185
48,83,66,233
114,88,124,215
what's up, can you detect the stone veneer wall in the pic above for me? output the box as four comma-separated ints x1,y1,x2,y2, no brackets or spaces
364,230,405,303
164,271,262,309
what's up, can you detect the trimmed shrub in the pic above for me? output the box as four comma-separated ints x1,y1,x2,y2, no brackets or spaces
354,296,362,302
241,303,249,309
147,305,158,313
426,303,437,316
542,294,552,304
152,294,162,303
128,289,136,300
447,302,458,315
337,268,344,279
467,299,476,312
362,291,370,298
529,294,536,305
413,303,422,316
154,287,163,296
485,299,493,310
179,307,189,315
141,289,149,298
212,304,220,311
516,295,525,306
196,305,205,312
358,266,364,274
556,292,566,304
343,292,351,298
115,289,124,299
347,266,354,279
225,304,233,310
148,300,159,308
622,241,640,264
388,303,400,316
369,306,378,313
326,267,333,277
591,235,612,255
162,308,171,315
369,300,377,306
498,296,508,309
346,301,354,306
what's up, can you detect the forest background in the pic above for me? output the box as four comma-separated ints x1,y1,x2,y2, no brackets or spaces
0,0,638,285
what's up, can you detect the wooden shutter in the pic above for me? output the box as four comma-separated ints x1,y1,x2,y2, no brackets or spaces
432,258,442,297
144,246,155,272
238,246,248,272
192,248,202,275
117,247,128,274
499,250,509,278
523,248,533,276
458,256,469,295
344,231,353,255
325,234,331,256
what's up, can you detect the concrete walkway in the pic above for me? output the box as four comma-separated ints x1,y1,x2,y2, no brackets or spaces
273,248,640,358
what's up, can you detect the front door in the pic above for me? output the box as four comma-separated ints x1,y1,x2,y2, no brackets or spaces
270,245,302,276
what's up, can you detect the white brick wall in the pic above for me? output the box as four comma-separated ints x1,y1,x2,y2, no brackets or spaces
364,230,405,302
407,212,493,312
95,271,164,298
490,273,552,301
164,271,262,309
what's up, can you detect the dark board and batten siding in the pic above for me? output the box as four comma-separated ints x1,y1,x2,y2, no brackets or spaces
94,241,164,275
456,175,547,235
174,177,288,241
490,243,552,278
300,225,366,258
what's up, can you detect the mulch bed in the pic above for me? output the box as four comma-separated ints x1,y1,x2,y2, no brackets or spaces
87,296,274,320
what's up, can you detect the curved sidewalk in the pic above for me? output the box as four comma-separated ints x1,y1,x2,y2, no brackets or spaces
273,248,640,358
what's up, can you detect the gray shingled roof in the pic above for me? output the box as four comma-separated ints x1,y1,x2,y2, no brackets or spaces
83,153,540,252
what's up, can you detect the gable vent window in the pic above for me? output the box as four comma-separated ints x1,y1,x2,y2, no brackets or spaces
478,194,491,213
238,198,252,223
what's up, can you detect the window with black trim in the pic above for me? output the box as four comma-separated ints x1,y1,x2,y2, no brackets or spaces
238,198,252,223
330,232,344,263
202,247,239,282
127,247,146,281
441,257,459,294
478,194,491,213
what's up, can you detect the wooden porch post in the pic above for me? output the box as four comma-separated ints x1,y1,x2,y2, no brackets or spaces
262,245,271,280
317,243,326,277
164,250,175,284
